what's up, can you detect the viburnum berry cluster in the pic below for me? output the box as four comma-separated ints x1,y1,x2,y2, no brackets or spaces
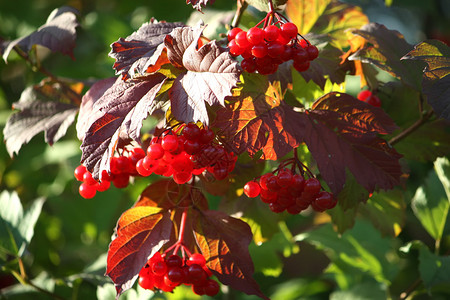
135,123,237,183
227,12,319,74
138,252,219,296
74,147,145,198
357,90,381,107
244,158,337,214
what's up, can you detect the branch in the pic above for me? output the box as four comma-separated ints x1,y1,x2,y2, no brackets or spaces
231,0,248,28
388,110,434,145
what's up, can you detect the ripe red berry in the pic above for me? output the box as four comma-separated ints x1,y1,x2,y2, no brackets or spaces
188,253,206,267
96,179,111,192
306,44,319,60
241,58,257,73
112,173,130,188
147,143,164,160
165,255,183,268
227,27,242,41
183,123,201,141
280,22,298,40
74,165,87,181
161,135,179,152
264,25,280,41
82,171,97,186
313,191,337,210
251,43,268,58
244,181,261,198
247,27,264,45
198,127,215,144
267,41,285,58
292,47,309,64
357,90,372,101
276,169,294,188
79,183,96,199
235,31,251,49
204,279,220,296
293,60,310,72
260,188,278,203
188,264,207,285
130,147,146,165
138,275,155,290
228,39,244,56
367,95,381,107
136,159,153,176
303,178,321,195
166,266,184,284
151,260,167,276
280,45,294,61
110,156,131,175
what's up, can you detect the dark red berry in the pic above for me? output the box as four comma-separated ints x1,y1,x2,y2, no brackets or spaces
183,123,201,141
198,127,215,144
267,41,285,58
306,44,319,60
112,173,129,188
314,191,337,210
276,169,294,188
293,60,310,72
165,255,183,268
204,279,220,296
303,178,321,195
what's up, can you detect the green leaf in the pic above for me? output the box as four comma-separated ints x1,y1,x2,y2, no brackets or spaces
359,189,406,237
295,220,399,288
330,281,388,300
0,191,45,258
270,278,330,300
245,0,288,12
348,23,424,90
418,242,450,291
402,40,450,120
411,163,449,241
435,157,450,201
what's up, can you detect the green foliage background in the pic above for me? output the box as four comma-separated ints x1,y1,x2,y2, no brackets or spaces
1,0,450,299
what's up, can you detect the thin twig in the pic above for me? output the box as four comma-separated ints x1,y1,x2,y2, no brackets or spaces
388,110,434,145
231,0,248,28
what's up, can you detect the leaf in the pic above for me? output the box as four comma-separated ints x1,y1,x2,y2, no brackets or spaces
164,25,241,124
80,74,167,179
3,85,79,157
186,0,217,11
0,191,45,258
435,157,450,201
295,220,400,287
418,243,450,291
106,207,172,297
2,6,79,61
193,210,269,300
245,0,288,12
109,20,183,80
359,189,406,237
411,164,449,241
402,40,450,120
301,93,402,194
330,282,388,300
348,23,424,90
286,0,368,49
215,74,303,160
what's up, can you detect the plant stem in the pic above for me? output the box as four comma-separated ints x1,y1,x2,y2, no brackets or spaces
388,110,434,145
12,46,82,106
231,0,248,28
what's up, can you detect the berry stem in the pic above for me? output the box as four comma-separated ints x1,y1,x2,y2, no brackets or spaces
231,0,248,28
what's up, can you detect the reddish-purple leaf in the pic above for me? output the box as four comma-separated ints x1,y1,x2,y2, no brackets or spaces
76,77,116,141
110,20,184,80
311,92,398,134
299,109,402,194
402,40,450,120
215,74,302,160
348,23,424,90
186,0,216,11
3,6,79,61
80,74,167,179
3,86,78,157
106,207,172,297
193,209,269,300
165,25,241,124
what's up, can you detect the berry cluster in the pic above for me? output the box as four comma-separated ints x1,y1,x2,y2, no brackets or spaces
244,168,336,214
74,147,145,199
357,90,381,107
227,20,318,75
135,123,237,184
138,252,219,296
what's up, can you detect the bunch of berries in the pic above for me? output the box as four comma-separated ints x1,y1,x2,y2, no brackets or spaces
74,147,146,199
135,123,237,184
138,252,219,296
357,90,381,107
244,167,337,214
227,19,319,75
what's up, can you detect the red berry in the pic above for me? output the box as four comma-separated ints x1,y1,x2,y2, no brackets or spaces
235,31,251,49
267,41,285,58
281,22,298,40
303,178,321,195
269,202,285,213
151,260,167,276
293,60,310,72
314,191,337,210
188,264,207,285
82,171,97,185
306,44,319,60
228,39,244,56
260,188,278,203
259,173,272,190
165,255,183,268
183,123,201,141
147,143,164,160
188,253,206,267
280,45,294,61
162,135,179,152
227,27,242,41
204,279,220,296
173,171,193,184
241,58,257,73
166,266,184,284
251,43,268,58
264,25,280,41
276,169,293,188
130,147,146,165
292,47,309,64
138,275,155,290
287,204,303,215
136,158,153,176
256,62,278,75
110,156,131,175
79,183,96,199
266,174,280,190
198,127,215,144
244,181,261,198
292,174,305,194
367,94,382,107
357,90,372,101
112,173,129,188
74,165,87,181
212,166,228,180
96,179,111,192
192,283,206,296
247,27,264,45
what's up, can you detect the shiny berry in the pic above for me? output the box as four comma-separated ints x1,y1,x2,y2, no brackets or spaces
227,27,242,41
74,165,87,181
244,181,261,198
79,183,96,199
247,27,264,45
188,253,206,267
264,25,280,41
281,22,298,40
161,135,179,152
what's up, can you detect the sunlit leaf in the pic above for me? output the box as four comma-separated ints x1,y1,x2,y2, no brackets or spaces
164,25,241,124
193,209,269,300
418,242,450,291
2,6,79,61
402,40,450,120
106,207,172,296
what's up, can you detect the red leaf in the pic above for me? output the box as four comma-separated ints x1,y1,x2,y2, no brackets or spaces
186,0,216,11
165,25,241,124
3,6,79,61
311,92,398,134
193,210,269,300
299,109,402,194
80,74,167,178
106,207,172,296
3,84,79,157
215,74,302,160
109,20,183,80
